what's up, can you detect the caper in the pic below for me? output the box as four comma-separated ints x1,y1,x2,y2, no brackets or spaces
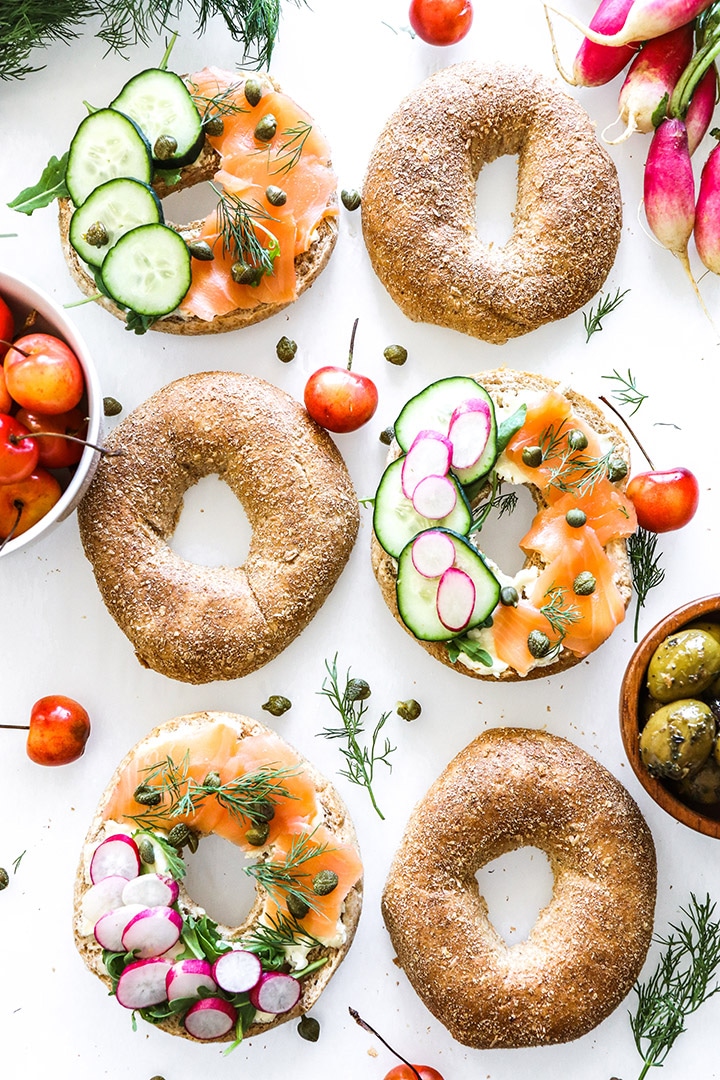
231,262,263,286
275,337,297,364
500,585,519,607
573,571,596,596
341,188,361,211
137,837,156,866
187,239,215,261
567,429,589,452
252,799,276,823
479,614,494,629
606,455,628,482
266,185,287,206
133,783,162,807
167,823,192,849
521,446,542,468
383,344,408,366
244,77,264,106
245,822,270,847
297,1015,320,1042
84,221,109,248
149,1075,167,1080
203,114,224,137
0,868,8,891
287,893,310,919
312,870,339,896
640,699,715,781
346,678,371,701
397,699,422,722
379,425,395,445
186,830,199,854
677,756,720,805
103,396,123,417
153,134,178,161
647,629,720,704
565,508,587,528
254,114,277,142
527,630,551,658
204,770,221,789
262,694,292,716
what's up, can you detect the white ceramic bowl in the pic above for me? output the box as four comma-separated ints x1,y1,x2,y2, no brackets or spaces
0,270,103,557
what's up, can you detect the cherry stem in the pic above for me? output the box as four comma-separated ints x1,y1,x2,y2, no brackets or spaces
0,724,30,730
348,1008,422,1080
0,338,28,357
0,500,23,553
599,395,655,471
11,430,120,457
347,317,360,371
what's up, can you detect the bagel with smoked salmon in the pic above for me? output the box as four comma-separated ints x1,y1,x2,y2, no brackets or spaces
78,371,359,683
371,369,635,680
362,62,621,344
74,711,363,1042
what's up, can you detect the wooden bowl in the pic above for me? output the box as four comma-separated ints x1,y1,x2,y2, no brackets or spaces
620,595,720,839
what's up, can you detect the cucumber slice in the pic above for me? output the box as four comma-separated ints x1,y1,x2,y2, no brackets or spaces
69,178,163,268
101,223,192,317
396,529,500,642
373,457,472,558
110,69,205,167
66,109,153,207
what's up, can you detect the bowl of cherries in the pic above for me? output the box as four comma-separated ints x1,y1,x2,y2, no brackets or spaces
0,270,103,556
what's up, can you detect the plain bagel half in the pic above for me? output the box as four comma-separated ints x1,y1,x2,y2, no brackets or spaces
362,62,622,344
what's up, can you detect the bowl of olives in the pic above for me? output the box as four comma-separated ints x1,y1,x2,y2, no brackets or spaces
620,595,720,838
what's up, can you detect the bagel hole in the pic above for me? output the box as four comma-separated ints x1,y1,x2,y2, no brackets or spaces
473,483,537,575
475,154,519,249
161,182,222,226
168,474,251,567
183,833,259,928
475,847,554,946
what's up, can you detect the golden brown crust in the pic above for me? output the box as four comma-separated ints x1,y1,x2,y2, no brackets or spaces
73,711,363,1042
371,368,633,682
382,727,656,1049
78,372,359,683
361,62,621,344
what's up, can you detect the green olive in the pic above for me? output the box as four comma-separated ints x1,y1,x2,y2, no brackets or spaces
647,629,720,703
639,699,715,781
641,693,666,722
677,755,720,805
685,620,720,647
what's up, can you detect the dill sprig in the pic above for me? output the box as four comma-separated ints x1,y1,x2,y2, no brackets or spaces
187,77,248,124
602,368,648,416
540,585,581,637
547,446,621,497
211,182,278,279
241,910,322,965
269,120,313,175
538,418,571,462
469,471,518,534
583,288,630,342
629,894,720,1080
628,528,666,642
245,830,329,913
318,655,395,820
0,0,94,80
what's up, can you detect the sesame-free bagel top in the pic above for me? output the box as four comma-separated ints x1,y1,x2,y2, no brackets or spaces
77,371,359,683
361,62,622,344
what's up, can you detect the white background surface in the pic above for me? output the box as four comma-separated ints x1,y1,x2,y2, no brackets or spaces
1,1,720,1078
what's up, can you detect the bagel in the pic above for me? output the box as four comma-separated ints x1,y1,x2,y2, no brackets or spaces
361,62,622,344
73,711,363,1042
382,727,656,1048
59,68,338,334
77,371,359,683
371,369,635,680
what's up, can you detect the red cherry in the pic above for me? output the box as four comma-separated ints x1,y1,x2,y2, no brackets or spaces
384,1066,445,1080
0,695,91,766
0,295,14,360
304,319,378,433
409,0,473,45
15,405,88,469
0,367,12,414
0,413,40,483
0,468,62,542
3,332,84,415
626,467,700,533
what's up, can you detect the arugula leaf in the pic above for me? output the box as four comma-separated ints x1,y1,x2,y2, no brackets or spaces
446,636,494,667
125,310,156,334
496,404,527,456
8,152,70,214
180,913,232,964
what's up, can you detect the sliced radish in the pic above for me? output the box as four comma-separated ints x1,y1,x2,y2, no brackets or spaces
448,398,493,470
166,958,217,1002
94,904,145,951
89,834,141,884
81,875,129,925
411,474,457,519
184,997,237,1040
121,906,183,959
436,567,477,632
212,949,262,994
121,872,179,908
401,430,452,498
411,529,456,579
116,957,172,1009
248,971,301,1014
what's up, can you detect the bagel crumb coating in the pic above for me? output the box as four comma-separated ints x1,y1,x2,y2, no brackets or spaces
78,372,359,683
382,728,656,1049
362,63,622,344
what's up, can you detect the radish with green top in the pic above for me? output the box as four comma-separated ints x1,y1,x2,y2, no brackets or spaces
166,958,217,1001
685,65,718,154
248,971,301,1014
547,0,637,87
545,0,715,48
121,905,183,958
607,24,694,143
116,957,172,1009
184,997,238,1039
89,833,140,883
694,139,720,271
212,948,263,994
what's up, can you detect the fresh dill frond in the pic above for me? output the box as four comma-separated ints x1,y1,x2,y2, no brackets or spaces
187,77,247,124
245,830,329,912
583,288,630,342
628,528,666,642
540,585,581,637
94,0,176,52
211,182,278,278
12,850,27,873
0,0,94,80
269,120,313,175
602,368,648,416
469,472,518,533
538,418,571,463
547,446,620,497
241,910,322,965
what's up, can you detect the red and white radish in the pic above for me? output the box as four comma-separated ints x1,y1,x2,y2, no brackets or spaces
447,398,493,470
116,957,173,1009
81,875,129,925
685,64,718,155
89,834,141,884
212,948,263,994
644,120,698,276
121,872,179,909
411,474,458,519
546,0,636,88
401,431,452,498
121,905,183,959
694,140,720,271
436,567,477,632
545,0,715,48
248,971,302,1014
606,24,694,143
94,904,145,952
166,958,218,1001
183,997,237,1040
411,529,457,579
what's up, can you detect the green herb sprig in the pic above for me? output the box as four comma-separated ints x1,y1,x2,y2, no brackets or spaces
583,288,630,342
602,368,648,416
245,829,329,913
269,120,312,175
540,584,581,637
628,527,666,641
211,182,279,279
469,471,518,534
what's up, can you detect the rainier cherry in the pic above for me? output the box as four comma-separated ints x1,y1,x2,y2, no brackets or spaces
0,294,13,360
349,1008,444,1080
0,413,40,484
15,406,88,469
1,695,91,766
3,332,84,414
0,468,62,544
409,0,473,45
304,319,378,433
